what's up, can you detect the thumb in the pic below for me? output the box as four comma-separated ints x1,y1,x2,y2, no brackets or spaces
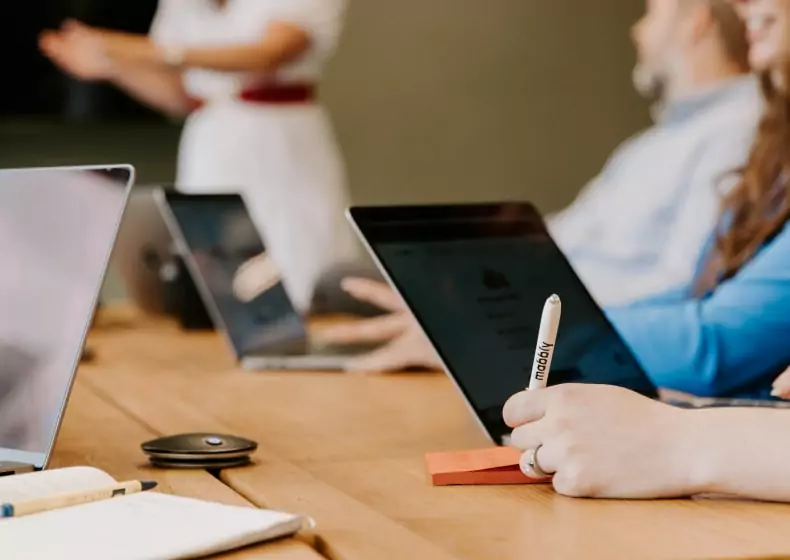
771,368,790,399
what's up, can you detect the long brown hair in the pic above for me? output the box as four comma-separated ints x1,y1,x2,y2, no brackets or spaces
696,66,790,295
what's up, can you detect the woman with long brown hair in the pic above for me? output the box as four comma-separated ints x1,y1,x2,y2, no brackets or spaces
504,0,790,501
39,0,359,313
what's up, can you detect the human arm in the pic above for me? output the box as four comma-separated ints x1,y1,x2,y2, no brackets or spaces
604,223,790,397
38,24,193,117
66,0,338,74
504,383,790,501
38,0,329,114
95,21,311,74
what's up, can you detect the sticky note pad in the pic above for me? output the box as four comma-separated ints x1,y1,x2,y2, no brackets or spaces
425,446,552,486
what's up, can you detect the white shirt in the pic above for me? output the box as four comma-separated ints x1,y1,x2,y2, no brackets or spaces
548,75,763,306
150,0,347,98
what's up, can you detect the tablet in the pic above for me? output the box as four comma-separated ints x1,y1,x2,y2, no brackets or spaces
347,202,659,444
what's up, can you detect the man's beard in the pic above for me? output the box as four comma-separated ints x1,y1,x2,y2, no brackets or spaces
632,62,666,103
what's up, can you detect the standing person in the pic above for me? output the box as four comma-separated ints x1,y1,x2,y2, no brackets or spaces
39,0,359,312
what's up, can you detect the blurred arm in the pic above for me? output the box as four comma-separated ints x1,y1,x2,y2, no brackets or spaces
38,24,193,118
605,223,790,397
109,64,193,117
101,22,311,74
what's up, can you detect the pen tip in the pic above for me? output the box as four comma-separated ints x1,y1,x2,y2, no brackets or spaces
142,481,158,491
548,294,560,304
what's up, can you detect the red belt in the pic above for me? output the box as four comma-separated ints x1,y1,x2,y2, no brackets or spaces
188,84,316,112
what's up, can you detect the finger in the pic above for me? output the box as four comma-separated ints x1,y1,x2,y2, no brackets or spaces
343,343,413,373
771,384,790,399
771,368,790,398
39,33,60,51
502,390,548,428
525,443,560,480
341,277,405,312
510,417,549,451
518,443,556,479
320,313,408,345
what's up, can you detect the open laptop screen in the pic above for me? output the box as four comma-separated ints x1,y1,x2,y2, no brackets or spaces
348,202,658,443
159,193,306,358
0,166,133,469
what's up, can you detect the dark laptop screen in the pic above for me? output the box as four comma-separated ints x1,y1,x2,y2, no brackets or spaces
349,203,658,442
162,193,306,357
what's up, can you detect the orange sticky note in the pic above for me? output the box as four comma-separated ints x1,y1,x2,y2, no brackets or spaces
425,446,552,486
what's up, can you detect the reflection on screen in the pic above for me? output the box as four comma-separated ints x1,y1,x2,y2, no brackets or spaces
165,196,306,356
0,168,130,460
369,213,657,439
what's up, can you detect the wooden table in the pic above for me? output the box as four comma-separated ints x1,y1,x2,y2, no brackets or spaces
53,310,323,559
72,309,790,560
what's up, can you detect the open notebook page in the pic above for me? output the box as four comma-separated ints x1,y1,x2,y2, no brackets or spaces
0,492,303,560
0,467,115,502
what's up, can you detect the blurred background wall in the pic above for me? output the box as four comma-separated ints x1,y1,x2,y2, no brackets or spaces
0,0,649,212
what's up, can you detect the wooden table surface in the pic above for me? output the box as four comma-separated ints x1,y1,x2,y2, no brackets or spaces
72,308,790,560
54,310,323,560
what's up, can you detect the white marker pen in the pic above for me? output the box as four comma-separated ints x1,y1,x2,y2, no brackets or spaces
528,294,561,390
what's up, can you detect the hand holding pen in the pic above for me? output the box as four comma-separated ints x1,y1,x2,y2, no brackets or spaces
520,294,561,479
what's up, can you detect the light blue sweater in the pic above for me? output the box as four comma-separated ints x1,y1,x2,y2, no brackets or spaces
606,222,790,398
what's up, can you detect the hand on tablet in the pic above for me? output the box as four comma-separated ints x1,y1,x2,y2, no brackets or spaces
504,384,697,499
320,277,441,373
772,366,790,399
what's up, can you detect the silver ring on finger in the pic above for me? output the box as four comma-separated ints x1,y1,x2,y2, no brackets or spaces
524,444,553,478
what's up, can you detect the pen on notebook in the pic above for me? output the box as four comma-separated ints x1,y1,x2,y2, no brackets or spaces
0,479,158,519
528,294,561,390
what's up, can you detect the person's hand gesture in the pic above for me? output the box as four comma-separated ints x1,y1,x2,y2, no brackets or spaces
319,278,441,373
39,20,114,81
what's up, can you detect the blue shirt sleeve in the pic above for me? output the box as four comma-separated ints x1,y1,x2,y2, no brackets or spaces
605,223,790,397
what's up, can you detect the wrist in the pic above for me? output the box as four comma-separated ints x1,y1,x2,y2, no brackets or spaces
158,44,187,68
676,408,727,495
96,45,120,81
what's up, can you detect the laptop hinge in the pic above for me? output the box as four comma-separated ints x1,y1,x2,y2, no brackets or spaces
0,462,35,477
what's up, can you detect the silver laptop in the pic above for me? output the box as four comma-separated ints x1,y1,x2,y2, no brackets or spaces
0,165,134,476
111,185,173,315
154,190,369,371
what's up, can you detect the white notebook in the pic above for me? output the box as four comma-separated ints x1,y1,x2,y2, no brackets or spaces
0,467,304,560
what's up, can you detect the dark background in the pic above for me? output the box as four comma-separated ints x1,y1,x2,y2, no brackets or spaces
4,0,158,120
